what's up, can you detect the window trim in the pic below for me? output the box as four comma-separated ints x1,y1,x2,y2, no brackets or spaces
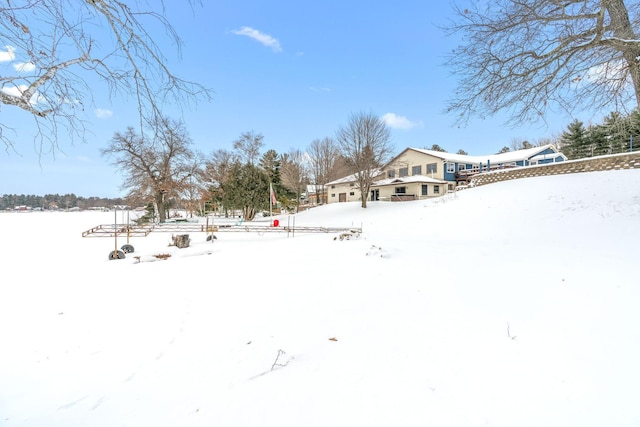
446,162,455,173
394,186,407,194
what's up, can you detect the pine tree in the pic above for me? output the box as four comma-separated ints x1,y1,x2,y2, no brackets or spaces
259,149,283,195
560,119,588,159
221,163,269,221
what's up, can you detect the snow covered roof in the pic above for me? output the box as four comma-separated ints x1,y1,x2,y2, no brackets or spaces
326,145,567,186
408,144,565,165
325,168,382,186
529,153,566,162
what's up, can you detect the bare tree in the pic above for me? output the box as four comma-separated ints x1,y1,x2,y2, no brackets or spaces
101,117,194,222
233,131,264,165
0,1,212,153
181,152,206,218
202,149,238,215
280,149,308,211
444,0,640,125
335,112,393,208
307,137,339,205
329,155,354,183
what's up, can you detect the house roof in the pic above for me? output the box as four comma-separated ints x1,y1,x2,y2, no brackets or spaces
326,145,568,187
529,153,566,162
325,168,382,186
372,175,446,187
305,184,328,194
405,144,567,165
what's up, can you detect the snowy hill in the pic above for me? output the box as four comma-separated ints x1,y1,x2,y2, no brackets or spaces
1,169,639,427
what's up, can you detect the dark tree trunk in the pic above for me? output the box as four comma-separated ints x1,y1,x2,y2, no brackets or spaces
155,193,168,222
606,0,640,109
243,206,257,221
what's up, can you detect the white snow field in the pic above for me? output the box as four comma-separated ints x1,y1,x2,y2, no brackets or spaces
1,168,639,427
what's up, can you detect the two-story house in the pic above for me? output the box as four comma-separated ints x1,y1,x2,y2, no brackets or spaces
326,145,567,203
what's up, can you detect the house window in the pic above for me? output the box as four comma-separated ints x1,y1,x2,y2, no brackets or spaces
349,183,355,187
412,165,422,175
395,186,407,194
387,169,395,178
434,185,440,194
427,163,437,174
446,162,455,173
331,185,335,189
349,191,355,196
331,193,335,198
399,167,408,177
421,185,428,196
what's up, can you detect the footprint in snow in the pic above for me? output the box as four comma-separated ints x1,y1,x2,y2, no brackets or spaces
366,245,389,258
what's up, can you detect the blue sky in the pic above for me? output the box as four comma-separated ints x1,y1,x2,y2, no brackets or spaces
1,1,584,198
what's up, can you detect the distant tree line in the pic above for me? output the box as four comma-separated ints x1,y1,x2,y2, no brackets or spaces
0,194,126,211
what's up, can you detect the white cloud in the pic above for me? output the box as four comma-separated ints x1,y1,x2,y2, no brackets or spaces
13,61,35,72
0,45,15,62
381,113,422,130
586,60,626,82
571,59,628,89
95,108,113,119
1,84,44,105
1,84,27,98
231,26,282,52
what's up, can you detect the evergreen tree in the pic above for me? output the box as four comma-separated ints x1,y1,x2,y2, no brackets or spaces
629,111,640,152
587,124,610,157
259,149,284,196
601,112,628,154
560,119,588,159
221,163,269,221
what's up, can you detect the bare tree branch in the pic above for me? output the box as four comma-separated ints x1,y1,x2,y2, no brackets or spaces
443,0,640,126
280,149,309,211
101,117,195,222
335,112,393,208
0,1,212,154
233,131,264,165
307,137,339,205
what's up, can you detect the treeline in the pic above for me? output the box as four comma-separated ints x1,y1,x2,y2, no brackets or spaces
0,193,127,211
560,111,640,160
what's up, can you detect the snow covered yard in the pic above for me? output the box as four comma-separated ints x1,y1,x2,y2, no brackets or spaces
1,169,639,426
